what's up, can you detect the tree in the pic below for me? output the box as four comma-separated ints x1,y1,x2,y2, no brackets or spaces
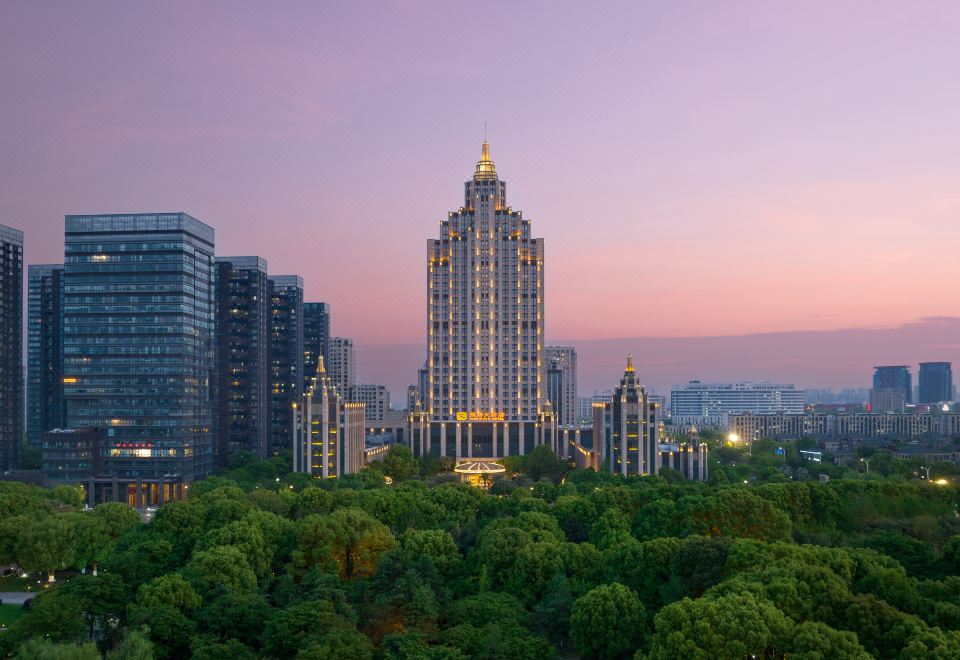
189,638,258,660
195,592,271,648
399,528,462,577
292,508,395,580
382,444,419,482
58,573,128,644
297,629,375,659
184,545,258,595
788,621,872,659
16,513,77,582
106,628,155,660
648,592,791,659
570,583,645,659
532,574,573,649
13,639,99,660
261,600,356,658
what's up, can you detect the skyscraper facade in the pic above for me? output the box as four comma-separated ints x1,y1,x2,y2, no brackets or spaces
214,256,272,461
293,357,366,478
426,141,544,421
63,213,215,503
918,362,952,404
596,356,660,476
269,275,304,454
303,302,331,394
27,264,66,447
0,224,24,472
870,365,912,412
543,346,577,426
328,337,355,394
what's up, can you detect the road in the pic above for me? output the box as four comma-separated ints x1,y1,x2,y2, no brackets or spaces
0,592,35,605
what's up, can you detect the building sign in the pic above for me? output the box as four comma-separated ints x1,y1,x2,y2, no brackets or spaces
455,411,506,422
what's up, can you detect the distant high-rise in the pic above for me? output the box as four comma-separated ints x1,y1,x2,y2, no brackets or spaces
426,140,544,421
215,257,271,461
303,302,331,394
27,264,66,447
345,384,390,421
0,225,24,472
596,356,660,476
328,337,355,394
544,347,577,426
870,365,911,412
63,214,215,503
918,362,952,404
269,275,304,454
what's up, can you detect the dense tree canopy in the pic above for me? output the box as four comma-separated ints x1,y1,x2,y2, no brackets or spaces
1,447,958,659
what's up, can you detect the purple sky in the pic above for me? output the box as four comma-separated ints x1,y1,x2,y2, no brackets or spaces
4,2,960,398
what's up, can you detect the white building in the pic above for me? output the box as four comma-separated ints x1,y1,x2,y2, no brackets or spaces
328,337,355,394
345,384,391,421
426,140,544,422
671,380,804,425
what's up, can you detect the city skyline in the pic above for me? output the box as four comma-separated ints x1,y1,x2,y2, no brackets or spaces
5,2,960,398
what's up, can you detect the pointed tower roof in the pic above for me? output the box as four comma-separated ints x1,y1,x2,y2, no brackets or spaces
625,354,635,373
316,354,326,375
474,139,498,180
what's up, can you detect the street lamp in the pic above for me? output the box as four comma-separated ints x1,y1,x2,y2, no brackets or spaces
860,457,870,474
919,466,931,482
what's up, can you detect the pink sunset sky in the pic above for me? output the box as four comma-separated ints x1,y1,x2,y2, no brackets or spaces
3,1,960,396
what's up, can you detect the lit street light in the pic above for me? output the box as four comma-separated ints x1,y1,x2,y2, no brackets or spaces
860,457,870,474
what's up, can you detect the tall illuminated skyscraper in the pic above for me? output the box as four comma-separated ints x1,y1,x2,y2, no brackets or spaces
426,141,544,421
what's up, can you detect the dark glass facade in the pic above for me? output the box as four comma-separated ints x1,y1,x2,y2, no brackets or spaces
63,213,215,489
215,257,272,462
28,264,66,446
269,275,303,454
0,224,24,472
918,362,953,405
872,366,912,403
303,302,330,394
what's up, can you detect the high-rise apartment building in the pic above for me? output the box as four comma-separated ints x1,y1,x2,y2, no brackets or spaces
0,225,24,472
671,381,804,423
426,141,544,421
596,356,660,476
214,257,271,462
345,384,391,421
303,302,331,394
63,214,215,503
292,357,366,478
27,264,66,447
870,365,911,412
328,337,355,394
918,362,952,404
269,275,304,454
544,346,577,426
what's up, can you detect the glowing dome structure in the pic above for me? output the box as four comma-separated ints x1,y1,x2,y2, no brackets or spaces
453,459,505,489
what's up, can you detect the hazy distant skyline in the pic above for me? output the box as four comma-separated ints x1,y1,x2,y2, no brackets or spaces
4,2,960,395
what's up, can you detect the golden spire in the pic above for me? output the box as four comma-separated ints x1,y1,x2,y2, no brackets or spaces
316,354,326,375
474,137,498,180
625,354,635,373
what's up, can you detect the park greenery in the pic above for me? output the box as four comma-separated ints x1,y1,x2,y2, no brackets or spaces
0,443,959,659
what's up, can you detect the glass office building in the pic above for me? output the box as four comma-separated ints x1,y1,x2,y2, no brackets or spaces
215,257,272,462
63,213,215,504
0,224,24,472
27,264,66,446
918,362,952,405
269,275,303,454
303,302,330,394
